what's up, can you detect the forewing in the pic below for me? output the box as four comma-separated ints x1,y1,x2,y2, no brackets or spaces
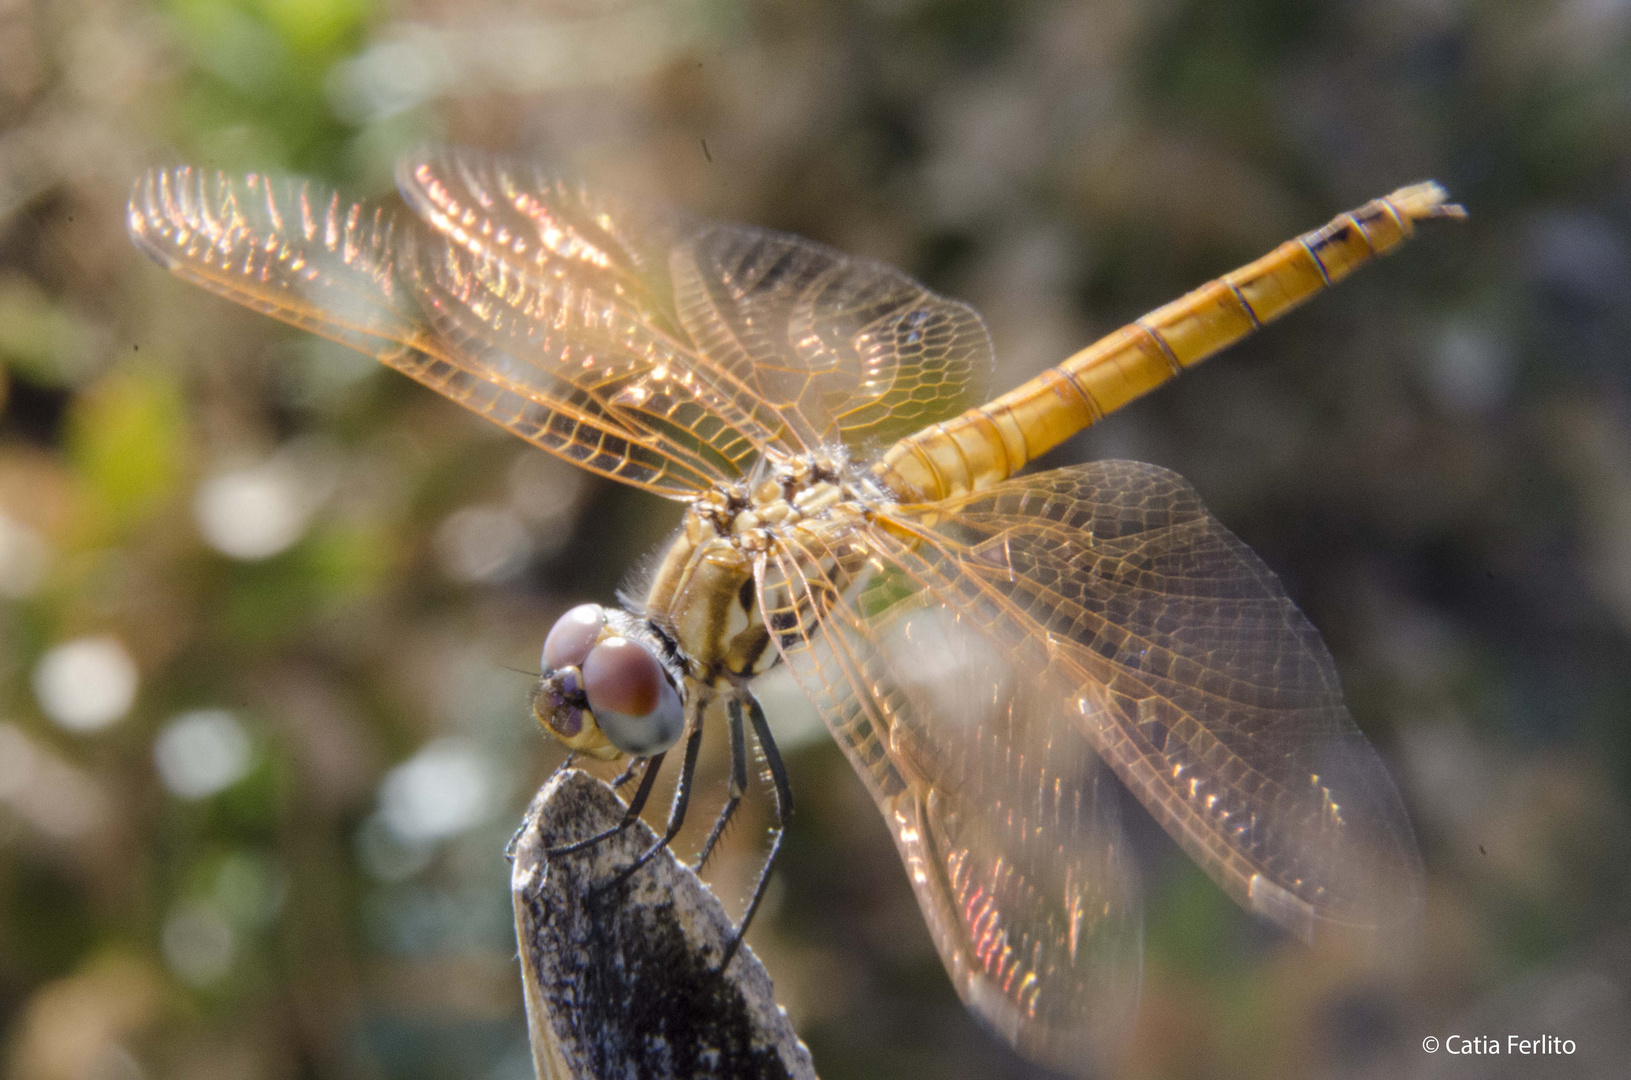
128,166,743,495
128,167,417,361
397,148,994,461
758,530,1141,1076
881,460,1424,946
675,224,994,454
394,149,785,479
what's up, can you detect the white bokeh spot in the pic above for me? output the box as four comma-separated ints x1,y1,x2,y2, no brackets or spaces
154,709,254,800
434,503,531,583
34,636,138,732
193,442,335,561
377,738,495,844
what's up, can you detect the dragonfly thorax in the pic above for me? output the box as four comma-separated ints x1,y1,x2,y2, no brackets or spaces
532,450,877,761
647,449,876,685
687,448,861,550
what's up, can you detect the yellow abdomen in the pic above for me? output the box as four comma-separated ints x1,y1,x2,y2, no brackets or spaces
874,183,1465,503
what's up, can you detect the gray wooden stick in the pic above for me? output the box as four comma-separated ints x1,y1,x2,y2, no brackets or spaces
511,769,818,1080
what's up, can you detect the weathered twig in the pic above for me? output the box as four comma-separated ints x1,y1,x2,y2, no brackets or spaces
511,769,818,1080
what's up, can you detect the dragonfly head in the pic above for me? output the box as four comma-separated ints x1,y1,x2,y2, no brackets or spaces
532,604,686,760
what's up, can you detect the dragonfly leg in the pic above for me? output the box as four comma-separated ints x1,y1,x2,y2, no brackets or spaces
597,712,706,892
545,751,665,858
610,755,647,790
721,691,793,970
694,696,751,872
508,751,579,861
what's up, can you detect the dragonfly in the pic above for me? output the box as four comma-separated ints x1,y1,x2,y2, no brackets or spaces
128,149,1460,1075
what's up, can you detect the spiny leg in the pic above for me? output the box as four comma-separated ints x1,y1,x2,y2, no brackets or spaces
599,704,707,892
694,695,751,873
545,751,665,858
507,751,579,860
611,755,646,790
721,691,792,970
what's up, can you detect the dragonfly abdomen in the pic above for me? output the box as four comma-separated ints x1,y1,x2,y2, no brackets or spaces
874,183,1465,503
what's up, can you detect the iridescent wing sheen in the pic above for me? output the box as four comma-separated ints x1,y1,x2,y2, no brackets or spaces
758,459,1421,1066
392,148,785,481
757,528,1142,1075
129,165,755,496
671,221,994,453
873,461,1424,946
399,148,994,458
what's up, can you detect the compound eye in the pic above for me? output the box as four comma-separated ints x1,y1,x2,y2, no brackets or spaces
581,636,685,756
542,604,605,671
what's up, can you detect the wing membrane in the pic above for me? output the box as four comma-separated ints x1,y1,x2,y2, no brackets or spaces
673,223,995,451
129,166,745,495
128,166,418,359
879,460,1424,944
398,148,993,459
758,530,1141,1074
132,152,997,491
394,149,784,479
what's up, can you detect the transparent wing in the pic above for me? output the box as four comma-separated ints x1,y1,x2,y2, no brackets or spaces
757,530,1142,1075
879,460,1425,945
128,166,749,496
672,222,995,452
393,148,786,480
399,148,994,459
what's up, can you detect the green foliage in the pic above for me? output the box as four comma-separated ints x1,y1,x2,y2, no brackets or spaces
67,370,189,536
1142,0,1323,127
161,0,374,174
0,276,103,387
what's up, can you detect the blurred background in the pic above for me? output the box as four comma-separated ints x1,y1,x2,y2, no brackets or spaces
2,0,1630,1078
